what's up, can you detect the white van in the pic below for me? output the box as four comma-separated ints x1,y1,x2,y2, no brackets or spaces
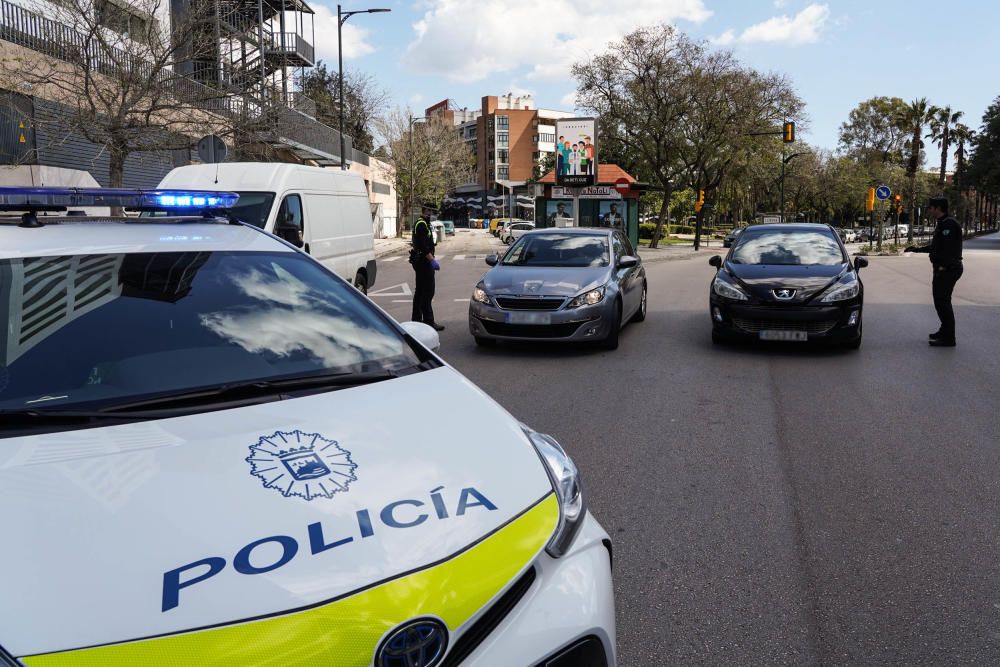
158,163,378,292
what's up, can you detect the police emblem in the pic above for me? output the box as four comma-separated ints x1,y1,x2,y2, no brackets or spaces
246,430,357,501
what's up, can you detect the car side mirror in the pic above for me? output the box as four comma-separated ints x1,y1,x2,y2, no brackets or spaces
617,255,639,269
276,224,303,248
400,321,441,352
485,254,498,266
709,255,722,268
854,256,869,271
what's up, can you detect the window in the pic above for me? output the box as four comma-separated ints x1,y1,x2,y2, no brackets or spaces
532,135,539,144
498,149,509,164
539,132,556,143
612,234,625,260
497,132,509,148
497,166,509,180
731,230,846,266
230,192,276,228
502,233,610,267
496,115,509,130
96,0,154,43
0,251,424,418
276,194,304,247
532,152,540,161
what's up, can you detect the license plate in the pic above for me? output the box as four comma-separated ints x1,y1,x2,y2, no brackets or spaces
759,330,808,342
507,311,552,325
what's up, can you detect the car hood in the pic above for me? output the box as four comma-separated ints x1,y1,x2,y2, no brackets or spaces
725,262,847,303
0,368,556,658
482,265,610,298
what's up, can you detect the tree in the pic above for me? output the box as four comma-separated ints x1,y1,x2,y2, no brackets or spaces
375,109,474,237
952,123,974,190
299,63,389,155
838,96,909,166
927,105,964,186
895,98,933,242
0,0,224,188
572,25,700,248
967,96,1000,230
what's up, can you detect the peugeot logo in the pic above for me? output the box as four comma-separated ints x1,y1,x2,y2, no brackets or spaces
376,618,449,667
773,288,796,300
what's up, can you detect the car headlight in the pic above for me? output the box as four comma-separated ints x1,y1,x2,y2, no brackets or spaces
712,275,748,301
567,286,605,308
820,276,860,302
472,284,491,304
523,427,585,558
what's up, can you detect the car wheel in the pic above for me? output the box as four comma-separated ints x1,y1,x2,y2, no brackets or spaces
474,336,496,348
354,271,368,295
632,282,647,322
600,300,621,350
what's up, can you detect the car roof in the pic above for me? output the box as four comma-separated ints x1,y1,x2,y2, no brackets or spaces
0,219,290,259
523,227,610,236
744,223,834,233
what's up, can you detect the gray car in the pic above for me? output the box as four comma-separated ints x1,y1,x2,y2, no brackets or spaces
468,228,647,349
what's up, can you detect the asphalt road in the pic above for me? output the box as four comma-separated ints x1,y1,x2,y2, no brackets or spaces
373,229,1000,666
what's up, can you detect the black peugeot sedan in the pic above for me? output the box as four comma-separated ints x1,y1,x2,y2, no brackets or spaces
708,223,868,349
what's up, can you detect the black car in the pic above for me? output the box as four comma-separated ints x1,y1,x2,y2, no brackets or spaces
708,223,867,349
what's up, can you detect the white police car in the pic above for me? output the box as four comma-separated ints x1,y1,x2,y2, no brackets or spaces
0,188,615,667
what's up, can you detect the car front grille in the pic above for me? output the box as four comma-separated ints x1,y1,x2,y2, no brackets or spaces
535,635,609,667
441,567,536,666
481,320,585,338
495,297,565,311
733,318,837,334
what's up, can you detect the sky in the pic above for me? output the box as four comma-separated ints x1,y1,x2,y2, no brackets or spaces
316,0,998,157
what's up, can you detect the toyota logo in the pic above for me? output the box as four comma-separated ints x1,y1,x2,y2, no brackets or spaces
773,288,796,300
376,618,448,667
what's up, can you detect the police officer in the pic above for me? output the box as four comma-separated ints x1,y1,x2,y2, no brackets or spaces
906,195,963,347
410,206,444,331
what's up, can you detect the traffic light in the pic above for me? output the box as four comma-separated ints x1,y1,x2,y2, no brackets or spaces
866,187,875,212
894,194,902,214
782,121,795,143
695,189,705,213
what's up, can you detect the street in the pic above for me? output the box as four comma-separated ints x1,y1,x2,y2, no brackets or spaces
373,230,1000,665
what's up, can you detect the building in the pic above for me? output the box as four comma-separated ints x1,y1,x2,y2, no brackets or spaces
427,94,575,223
537,164,641,248
0,0,396,234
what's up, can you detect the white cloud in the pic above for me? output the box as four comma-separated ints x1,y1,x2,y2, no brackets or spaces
773,0,788,8
710,29,736,45
739,3,830,45
405,0,713,83
311,4,376,64
560,91,577,108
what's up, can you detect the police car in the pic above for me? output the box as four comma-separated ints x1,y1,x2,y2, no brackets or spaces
0,188,616,666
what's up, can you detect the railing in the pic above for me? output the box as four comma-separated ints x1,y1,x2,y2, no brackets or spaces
266,31,314,65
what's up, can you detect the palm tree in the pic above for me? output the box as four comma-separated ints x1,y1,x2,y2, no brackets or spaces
895,98,933,242
928,106,964,186
951,123,974,190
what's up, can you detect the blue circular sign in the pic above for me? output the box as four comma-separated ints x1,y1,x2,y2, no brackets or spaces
875,185,891,201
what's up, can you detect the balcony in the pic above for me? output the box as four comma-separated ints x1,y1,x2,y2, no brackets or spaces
265,31,314,68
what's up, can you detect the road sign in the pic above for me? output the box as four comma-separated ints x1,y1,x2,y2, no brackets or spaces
197,134,227,164
614,177,630,194
875,185,891,201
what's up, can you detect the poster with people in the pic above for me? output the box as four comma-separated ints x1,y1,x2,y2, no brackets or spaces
599,201,627,228
555,118,598,187
546,200,574,227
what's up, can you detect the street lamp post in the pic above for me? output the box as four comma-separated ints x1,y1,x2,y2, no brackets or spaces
338,5,390,170
780,151,803,223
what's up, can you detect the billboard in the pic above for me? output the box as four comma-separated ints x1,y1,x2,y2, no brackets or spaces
555,118,597,187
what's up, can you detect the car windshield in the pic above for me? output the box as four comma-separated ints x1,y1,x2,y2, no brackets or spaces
231,192,276,228
502,233,609,267
730,229,846,266
0,251,421,413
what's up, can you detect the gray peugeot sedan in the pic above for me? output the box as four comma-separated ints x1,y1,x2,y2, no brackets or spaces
468,228,646,349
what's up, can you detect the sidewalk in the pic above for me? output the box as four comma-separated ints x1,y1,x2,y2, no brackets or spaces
637,244,718,264
374,236,410,258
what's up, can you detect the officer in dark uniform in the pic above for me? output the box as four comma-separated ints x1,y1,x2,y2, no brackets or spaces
410,206,444,331
906,196,963,347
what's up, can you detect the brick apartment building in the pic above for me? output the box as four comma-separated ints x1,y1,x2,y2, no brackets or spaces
427,94,574,221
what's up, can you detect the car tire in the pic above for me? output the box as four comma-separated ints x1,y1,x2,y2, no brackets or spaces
600,300,621,350
474,336,496,348
354,271,368,295
632,282,647,322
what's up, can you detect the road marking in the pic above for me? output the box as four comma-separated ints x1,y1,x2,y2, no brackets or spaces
382,256,402,262
391,299,413,303
454,298,470,303
453,255,465,260
369,283,412,297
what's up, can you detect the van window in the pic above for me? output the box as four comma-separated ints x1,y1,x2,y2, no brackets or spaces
276,194,304,247
231,192,275,228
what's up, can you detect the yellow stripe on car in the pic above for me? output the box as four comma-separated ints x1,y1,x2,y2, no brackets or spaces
22,495,558,667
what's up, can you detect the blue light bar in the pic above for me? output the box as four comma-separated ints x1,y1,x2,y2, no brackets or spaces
0,187,240,212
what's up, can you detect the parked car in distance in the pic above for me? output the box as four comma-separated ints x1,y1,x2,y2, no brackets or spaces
723,226,744,248
837,228,858,243
503,221,536,244
440,220,456,235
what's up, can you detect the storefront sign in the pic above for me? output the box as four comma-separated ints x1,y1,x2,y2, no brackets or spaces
552,186,621,200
